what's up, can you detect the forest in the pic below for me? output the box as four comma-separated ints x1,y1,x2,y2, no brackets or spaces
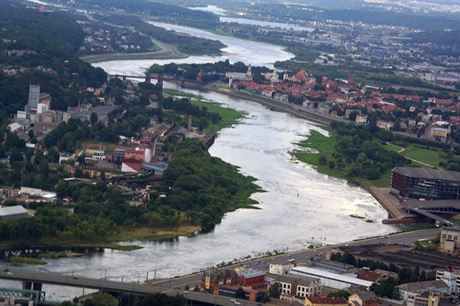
93,14,224,56
68,0,220,29
0,3,107,120
0,140,259,245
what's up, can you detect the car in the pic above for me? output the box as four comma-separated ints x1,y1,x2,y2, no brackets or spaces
234,302,241,305
230,299,236,303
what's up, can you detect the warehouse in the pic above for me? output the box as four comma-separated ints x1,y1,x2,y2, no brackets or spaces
0,205,28,219
290,267,373,290
391,167,460,200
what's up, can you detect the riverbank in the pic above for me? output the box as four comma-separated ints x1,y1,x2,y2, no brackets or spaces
178,82,342,126
0,225,201,254
164,88,245,134
80,50,188,64
291,129,413,222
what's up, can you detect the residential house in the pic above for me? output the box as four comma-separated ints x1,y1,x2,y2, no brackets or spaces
274,274,321,301
304,296,348,306
348,288,379,306
397,280,450,306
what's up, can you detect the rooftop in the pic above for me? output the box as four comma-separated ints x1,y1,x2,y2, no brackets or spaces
0,205,27,217
306,296,347,304
291,267,374,288
397,280,449,292
274,274,320,287
394,167,460,182
237,268,265,279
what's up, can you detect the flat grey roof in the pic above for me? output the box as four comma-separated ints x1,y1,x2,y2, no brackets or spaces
394,167,460,182
0,205,27,217
404,199,460,210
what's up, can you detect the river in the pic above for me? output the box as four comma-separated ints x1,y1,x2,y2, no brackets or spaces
4,19,395,301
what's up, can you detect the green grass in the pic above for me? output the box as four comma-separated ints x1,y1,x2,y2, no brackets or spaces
11,256,46,265
293,130,348,179
399,144,447,167
368,170,392,188
383,143,403,153
294,130,394,187
190,99,243,133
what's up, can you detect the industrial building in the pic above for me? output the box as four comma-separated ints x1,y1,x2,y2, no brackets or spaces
290,267,373,290
0,206,28,219
391,167,460,200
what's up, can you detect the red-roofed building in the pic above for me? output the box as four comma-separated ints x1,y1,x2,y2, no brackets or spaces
380,103,397,114
357,271,383,282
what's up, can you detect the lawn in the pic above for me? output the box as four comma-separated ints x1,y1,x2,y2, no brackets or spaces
400,144,447,167
383,143,403,153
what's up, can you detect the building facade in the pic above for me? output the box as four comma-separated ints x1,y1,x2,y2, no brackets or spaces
440,228,460,254
391,167,460,200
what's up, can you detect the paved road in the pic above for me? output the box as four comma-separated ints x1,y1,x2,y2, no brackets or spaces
146,228,439,290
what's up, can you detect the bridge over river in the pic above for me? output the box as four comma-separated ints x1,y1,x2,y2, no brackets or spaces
0,267,260,306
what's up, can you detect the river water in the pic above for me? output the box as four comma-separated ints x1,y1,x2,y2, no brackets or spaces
4,19,395,301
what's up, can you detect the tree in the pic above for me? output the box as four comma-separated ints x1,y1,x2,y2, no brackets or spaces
328,290,350,299
91,293,118,306
318,155,327,165
371,277,400,299
90,112,98,125
235,287,245,299
269,282,281,298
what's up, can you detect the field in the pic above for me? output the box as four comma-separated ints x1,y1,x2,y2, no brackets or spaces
384,143,451,167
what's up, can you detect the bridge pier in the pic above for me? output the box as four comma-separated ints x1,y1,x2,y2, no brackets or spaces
22,281,42,292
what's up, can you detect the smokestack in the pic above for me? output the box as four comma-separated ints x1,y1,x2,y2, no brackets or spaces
188,115,193,132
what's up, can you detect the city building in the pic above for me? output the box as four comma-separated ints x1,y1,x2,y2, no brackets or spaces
430,121,451,142
274,274,321,300
27,84,40,113
391,167,460,200
413,292,440,306
435,268,459,293
304,296,348,306
347,288,379,306
269,264,294,275
311,259,355,274
397,280,450,306
201,268,268,302
0,205,28,219
440,228,460,254
225,65,253,87
291,267,373,290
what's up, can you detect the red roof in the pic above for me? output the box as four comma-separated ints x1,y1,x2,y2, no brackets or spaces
294,69,308,81
122,157,143,172
357,271,383,282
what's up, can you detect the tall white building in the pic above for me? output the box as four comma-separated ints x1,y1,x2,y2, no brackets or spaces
436,269,460,294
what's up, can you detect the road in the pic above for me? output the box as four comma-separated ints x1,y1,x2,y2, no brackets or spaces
144,228,439,290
